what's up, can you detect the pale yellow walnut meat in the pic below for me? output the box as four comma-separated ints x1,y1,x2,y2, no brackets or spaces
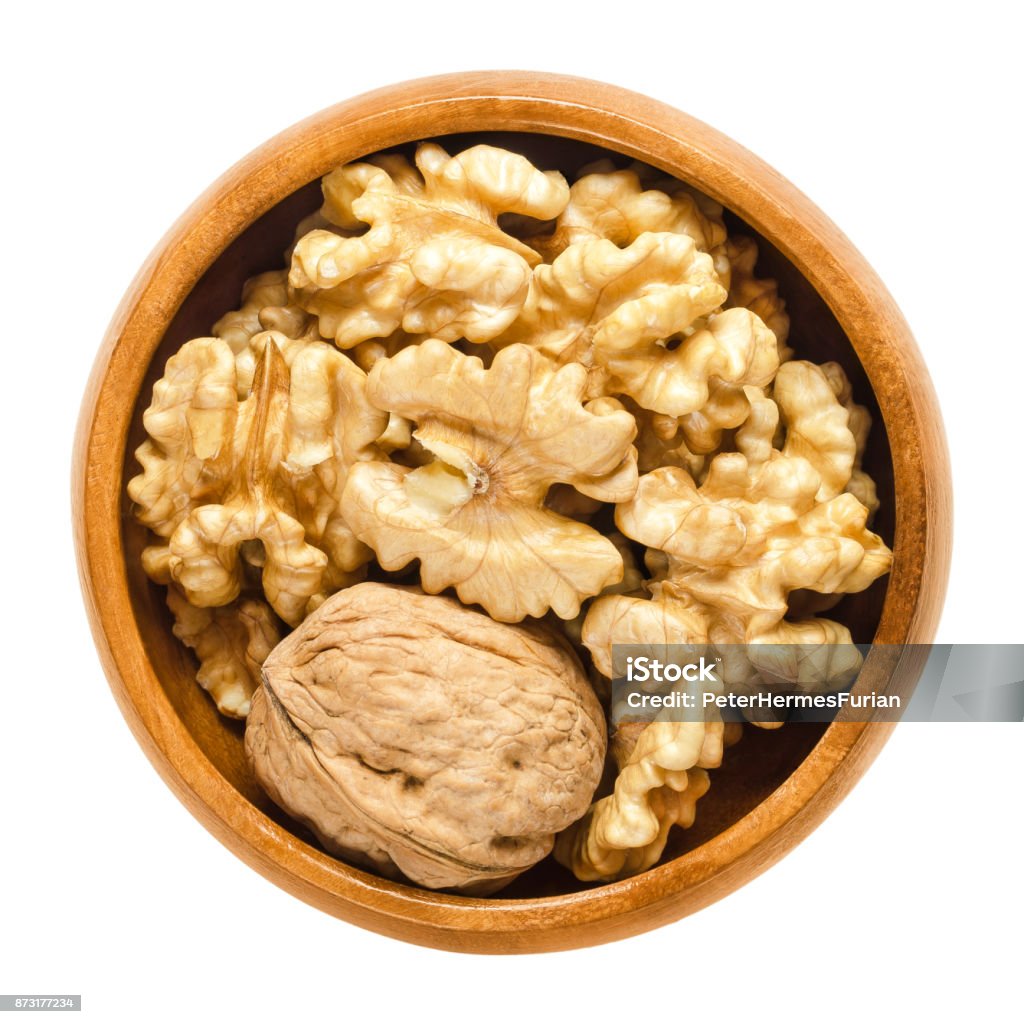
495,231,725,374
286,170,372,259
677,379,761,456
724,236,792,361
611,457,891,649
349,330,419,373
245,584,606,893
495,232,778,417
282,342,392,599
558,599,724,880
735,385,781,471
212,270,293,354
212,269,317,354
235,328,321,403
582,589,709,679
627,159,730,223
819,361,881,517
128,337,239,541
212,270,322,397
289,144,569,347
675,353,870,527
583,377,889,674
637,166,732,281
319,152,426,228
555,710,722,881
524,166,728,265
774,360,857,501
165,586,280,718
130,335,388,628
579,452,890,736
552,160,737,284
168,342,386,624
348,333,421,453
562,531,646,648
626,398,705,476
652,329,780,459
562,444,892,880
165,342,327,625
552,222,782,458
596,230,788,455
341,340,639,622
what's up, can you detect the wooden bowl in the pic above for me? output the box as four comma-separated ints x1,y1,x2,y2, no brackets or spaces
73,72,952,953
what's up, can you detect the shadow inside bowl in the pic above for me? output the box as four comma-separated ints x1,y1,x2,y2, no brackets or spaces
120,131,894,900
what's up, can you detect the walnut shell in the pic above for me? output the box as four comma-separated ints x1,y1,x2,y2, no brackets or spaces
245,583,606,893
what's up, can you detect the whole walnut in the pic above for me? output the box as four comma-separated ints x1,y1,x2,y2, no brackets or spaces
245,583,606,893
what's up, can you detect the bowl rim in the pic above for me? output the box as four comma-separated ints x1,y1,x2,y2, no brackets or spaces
73,70,952,953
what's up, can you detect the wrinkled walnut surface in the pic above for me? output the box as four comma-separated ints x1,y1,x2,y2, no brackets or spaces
290,144,568,346
343,339,638,622
245,583,606,893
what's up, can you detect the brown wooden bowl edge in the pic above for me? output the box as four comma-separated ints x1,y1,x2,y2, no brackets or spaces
72,71,952,953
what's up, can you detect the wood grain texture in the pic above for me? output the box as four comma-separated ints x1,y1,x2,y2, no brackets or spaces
72,71,952,953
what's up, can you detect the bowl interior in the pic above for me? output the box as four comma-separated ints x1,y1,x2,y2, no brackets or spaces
120,131,894,900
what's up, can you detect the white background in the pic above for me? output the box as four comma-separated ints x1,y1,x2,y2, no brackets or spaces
3,2,1021,1021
